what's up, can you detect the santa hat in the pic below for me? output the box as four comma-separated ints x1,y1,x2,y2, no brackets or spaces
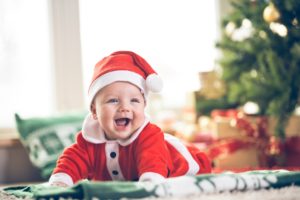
88,51,163,109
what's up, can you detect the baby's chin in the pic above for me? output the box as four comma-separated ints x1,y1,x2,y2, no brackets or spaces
105,131,134,141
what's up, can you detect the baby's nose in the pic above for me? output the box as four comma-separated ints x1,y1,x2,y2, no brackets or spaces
119,103,130,112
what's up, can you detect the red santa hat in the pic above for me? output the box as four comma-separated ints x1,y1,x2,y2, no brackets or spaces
88,51,163,108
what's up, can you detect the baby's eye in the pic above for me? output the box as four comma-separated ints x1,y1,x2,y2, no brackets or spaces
107,98,119,103
131,98,141,103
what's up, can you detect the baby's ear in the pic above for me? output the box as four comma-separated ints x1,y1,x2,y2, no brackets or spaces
91,103,97,120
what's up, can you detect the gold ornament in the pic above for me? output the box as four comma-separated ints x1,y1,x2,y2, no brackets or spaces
263,3,280,23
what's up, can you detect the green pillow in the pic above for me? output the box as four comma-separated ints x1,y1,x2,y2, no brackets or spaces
14,111,87,180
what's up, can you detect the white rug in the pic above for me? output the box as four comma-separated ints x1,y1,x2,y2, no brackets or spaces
142,186,300,200
1,186,300,200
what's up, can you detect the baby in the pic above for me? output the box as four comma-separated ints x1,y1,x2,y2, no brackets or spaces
49,51,211,186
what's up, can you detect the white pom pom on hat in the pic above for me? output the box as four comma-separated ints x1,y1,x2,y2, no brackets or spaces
87,51,163,109
146,73,163,93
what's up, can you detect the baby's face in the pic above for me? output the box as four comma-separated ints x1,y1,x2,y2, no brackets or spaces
92,81,146,140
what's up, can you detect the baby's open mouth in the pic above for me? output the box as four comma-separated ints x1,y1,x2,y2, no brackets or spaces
115,118,130,126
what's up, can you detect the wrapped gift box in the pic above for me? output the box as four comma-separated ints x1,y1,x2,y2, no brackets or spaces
213,147,266,169
212,117,244,139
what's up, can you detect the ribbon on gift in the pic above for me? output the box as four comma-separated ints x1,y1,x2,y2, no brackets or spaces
206,136,270,168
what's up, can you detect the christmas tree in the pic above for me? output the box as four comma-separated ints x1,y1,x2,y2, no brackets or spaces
216,0,300,140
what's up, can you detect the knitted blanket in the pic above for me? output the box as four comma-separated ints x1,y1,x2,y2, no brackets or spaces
4,170,300,200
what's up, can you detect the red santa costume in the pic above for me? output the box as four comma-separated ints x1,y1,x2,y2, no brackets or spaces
49,51,211,186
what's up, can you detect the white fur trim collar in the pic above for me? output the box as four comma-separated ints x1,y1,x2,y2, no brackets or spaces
82,113,150,146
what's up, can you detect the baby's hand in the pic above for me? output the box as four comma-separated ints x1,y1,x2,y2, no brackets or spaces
50,181,69,187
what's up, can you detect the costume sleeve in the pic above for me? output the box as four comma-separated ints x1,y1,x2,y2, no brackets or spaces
187,143,212,174
50,132,93,184
134,124,172,182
